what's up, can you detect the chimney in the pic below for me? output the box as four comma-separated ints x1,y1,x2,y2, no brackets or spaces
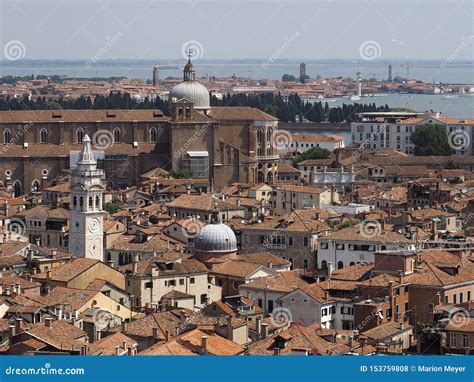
15,282,21,295
96,330,101,341
256,317,262,337
58,308,62,320
9,325,16,343
0,284,3,295
348,335,354,348
15,317,23,334
152,327,158,343
165,330,171,342
121,320,127,333
227,316,233,341
132,255,138,274
51,249,57,257
45,317,53,328
435,292,441,306
115,346,121,356
201,336,208,354
267,261,272,269
432,219,438,241
122,340,127,352
273,347,280,355
398,270,403,284
261,323,269,339
327,262,334,277
107,261,114,268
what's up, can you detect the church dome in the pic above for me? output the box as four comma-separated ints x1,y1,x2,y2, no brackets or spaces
169,81,210,110
168,56,210,111
193,222,237,254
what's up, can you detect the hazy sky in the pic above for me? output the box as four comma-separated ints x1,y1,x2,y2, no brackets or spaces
1,0,473,61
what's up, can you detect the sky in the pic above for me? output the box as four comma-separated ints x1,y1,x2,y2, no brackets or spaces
1,0,473,61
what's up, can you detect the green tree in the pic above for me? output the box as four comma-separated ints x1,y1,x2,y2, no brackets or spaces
169,169,194,179
104,203,121,214
292,147,331,166
282,74,296,82
411,123,453,156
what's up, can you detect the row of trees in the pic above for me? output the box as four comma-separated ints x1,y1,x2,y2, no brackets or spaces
210,92,389,123
2,91,389,124
0,93,168,111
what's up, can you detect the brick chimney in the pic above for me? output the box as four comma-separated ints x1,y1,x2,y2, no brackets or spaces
201,336,208,355
45,317,53,328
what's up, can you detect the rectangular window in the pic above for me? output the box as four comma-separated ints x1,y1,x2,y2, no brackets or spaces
336,244,344,250
460,292,463,303
258,299,263,308
449,333,456,348
179,278,185,285
190,277,195,284
322,308,328,317
145,281,153,289
462,335,469,348
303,237,309,247
289,237,293,246
453,294,457,304
320,242,328,249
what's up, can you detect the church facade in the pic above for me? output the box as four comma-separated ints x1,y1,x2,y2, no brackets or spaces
0,58,280,194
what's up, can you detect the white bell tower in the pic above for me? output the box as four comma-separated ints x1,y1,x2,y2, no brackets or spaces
68,134,105,261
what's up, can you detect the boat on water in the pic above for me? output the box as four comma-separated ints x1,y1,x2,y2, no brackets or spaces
350,95,361,101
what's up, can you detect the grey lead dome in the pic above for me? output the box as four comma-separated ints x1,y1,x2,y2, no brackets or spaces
168,81,210,111
193,222,237,253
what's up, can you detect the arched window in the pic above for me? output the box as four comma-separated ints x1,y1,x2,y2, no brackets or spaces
40,128,48,143
321,260,328,269
96,196,100,210
349,261,355,266
150,127,157,143
4,129,11,144
256,128,263,157
13,181,22,197
113,128,121,143
89,196,93,209
80,197,84,208
303,258,309,270
77,128,84,143
257,171,264,183
337,261,344,269
267,171,273,184
31,180,40,192
73,196,77,207
266,128,273,156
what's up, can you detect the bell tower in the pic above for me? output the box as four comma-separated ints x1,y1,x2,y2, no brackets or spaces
68,134,105,261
